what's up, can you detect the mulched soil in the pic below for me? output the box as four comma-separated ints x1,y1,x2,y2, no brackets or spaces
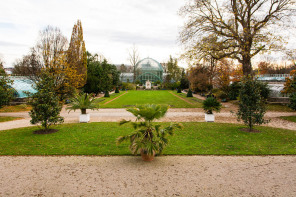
33,129,58,134
240,128,261,133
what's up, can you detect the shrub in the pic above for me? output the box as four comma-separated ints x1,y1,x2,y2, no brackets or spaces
228,82,241,100
104,91,110,97
257,81,270,100
0,75,14,108
289,93,296,110
19,104,28,109
29,72,64,131
177,88,182,93
115,87,120,93
187,89,193,97
236,76,268,132
121,82,136,90
202,97,222,114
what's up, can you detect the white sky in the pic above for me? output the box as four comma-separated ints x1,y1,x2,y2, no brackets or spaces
0,0,185,68
0,0,295,69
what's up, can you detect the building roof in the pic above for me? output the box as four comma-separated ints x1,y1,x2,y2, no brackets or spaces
135,58,163,71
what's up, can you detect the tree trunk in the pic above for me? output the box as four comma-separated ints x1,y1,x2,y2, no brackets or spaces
242,56,253,76
81,108,87,114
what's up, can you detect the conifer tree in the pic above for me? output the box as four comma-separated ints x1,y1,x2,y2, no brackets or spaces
67,20,87,87
29,72,64,132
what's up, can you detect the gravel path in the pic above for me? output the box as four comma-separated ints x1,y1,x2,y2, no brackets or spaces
1,108,296,131
0,156,295,197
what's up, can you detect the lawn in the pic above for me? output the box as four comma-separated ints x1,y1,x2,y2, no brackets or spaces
0,122,295,155
0,104,31,112
229,101,294,112
96,90,203,108
280,116,296,123
0,116,22,122
267,103,294,112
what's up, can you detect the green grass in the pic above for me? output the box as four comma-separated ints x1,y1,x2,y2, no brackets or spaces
280,116,296,123
0,122,295,155
0,116,22,122
267,103,294,112
0,104,31,112
96,90,203,108
229,101,293,112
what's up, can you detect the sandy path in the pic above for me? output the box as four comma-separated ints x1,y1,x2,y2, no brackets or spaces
1,108,296,131
0,156,295,197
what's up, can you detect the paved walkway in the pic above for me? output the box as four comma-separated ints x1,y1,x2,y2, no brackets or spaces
0,156,295,196
1,107,296,131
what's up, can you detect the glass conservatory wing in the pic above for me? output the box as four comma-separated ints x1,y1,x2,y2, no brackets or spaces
136,58,163,72
9,77,37,98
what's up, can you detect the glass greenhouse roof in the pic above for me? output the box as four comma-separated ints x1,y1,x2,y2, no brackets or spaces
9,76,36,98
136,58,163,71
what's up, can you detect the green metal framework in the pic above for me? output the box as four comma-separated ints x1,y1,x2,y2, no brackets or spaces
135,58,163,84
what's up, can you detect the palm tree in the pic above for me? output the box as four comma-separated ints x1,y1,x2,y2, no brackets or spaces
117,104,182,160
66,93,99,122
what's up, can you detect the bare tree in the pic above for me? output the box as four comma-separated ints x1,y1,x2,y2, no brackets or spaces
180,0,295,75
12,48,42,81
35,25,68,68
128,44,140,82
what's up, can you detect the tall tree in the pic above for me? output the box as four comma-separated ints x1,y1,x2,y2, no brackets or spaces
188,64,211,92
0,75,14,108
180,68,189,90
180,0,294,75
35,25,84,100
0,56,5,75
128,44,140,82
36,26,68,69
12,48,42,81
67,20,87,87
215,59,232,92
84,52,120,95
165,56,182,83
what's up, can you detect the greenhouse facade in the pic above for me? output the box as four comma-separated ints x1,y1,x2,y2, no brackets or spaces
120,57,164,83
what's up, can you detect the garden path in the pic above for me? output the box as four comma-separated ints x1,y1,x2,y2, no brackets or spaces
0,107,296,131
0,155,295,196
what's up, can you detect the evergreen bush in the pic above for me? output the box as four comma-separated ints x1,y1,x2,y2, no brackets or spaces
236,76,268,132
0,75,14,108
289,93,296,111
228,82,241,100
115,87,120,93
29,72,64,131
177,88,182,93
187,89,193,97
104,91,110,97
257,82,270,100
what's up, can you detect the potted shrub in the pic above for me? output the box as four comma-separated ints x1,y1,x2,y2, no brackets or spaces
116,104,182,161
202,96,222,122
66,93,99,123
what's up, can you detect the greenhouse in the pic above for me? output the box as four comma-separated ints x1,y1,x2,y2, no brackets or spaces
135,58,164,84
9,76,36,98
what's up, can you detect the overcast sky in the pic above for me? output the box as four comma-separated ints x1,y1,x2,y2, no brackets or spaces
0,0,186,68
1,0,295,68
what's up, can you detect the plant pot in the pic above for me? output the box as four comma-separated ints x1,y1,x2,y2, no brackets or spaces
80,113,90,123
205,113,215,122
140,149,155,161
